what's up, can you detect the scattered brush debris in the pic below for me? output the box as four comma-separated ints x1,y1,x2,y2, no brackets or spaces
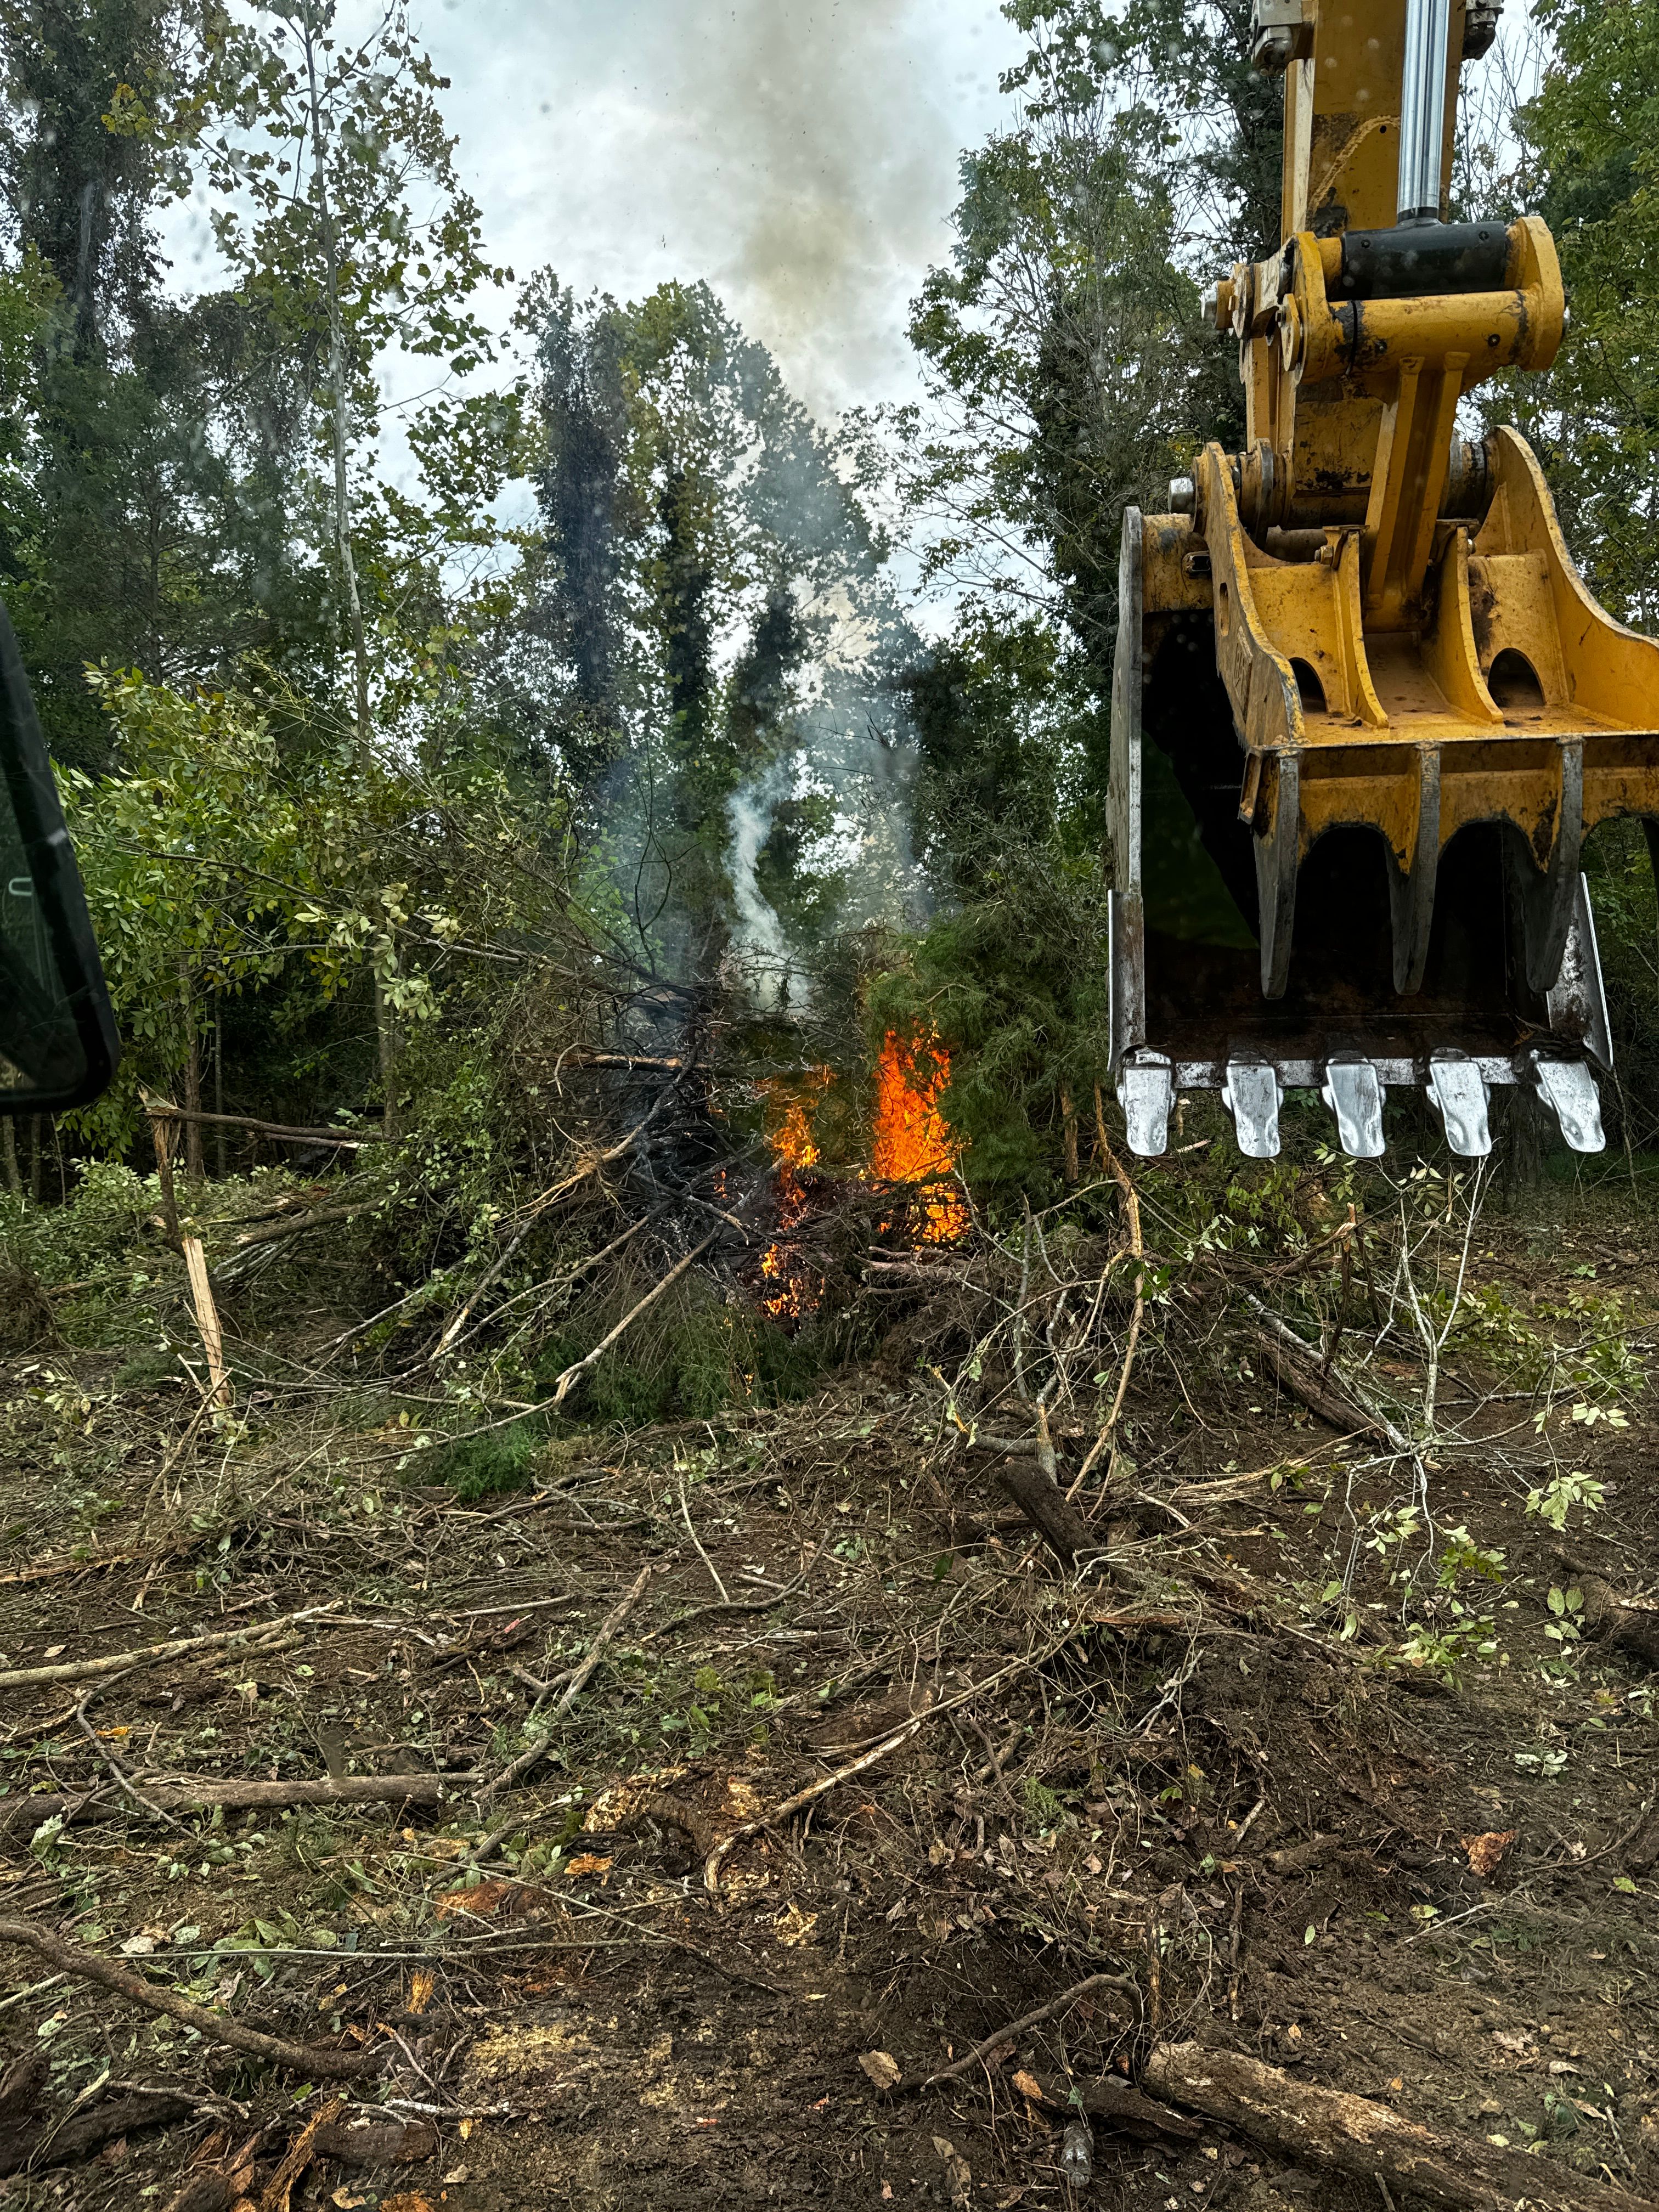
1,1127,1657,2210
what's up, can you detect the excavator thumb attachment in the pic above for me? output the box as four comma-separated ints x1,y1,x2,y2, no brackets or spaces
1104,0,1656,1164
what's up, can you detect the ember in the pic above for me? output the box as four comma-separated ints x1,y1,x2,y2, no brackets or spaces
871,1030,965,1243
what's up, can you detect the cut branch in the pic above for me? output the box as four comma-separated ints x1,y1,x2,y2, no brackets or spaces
706,1714,928,1893
1071,1091,1148,1497
5,1772,467,1830
0,1919,375,2079
140,1101,388,1146
476,1566,652,1809
0,1606,335,1692
545,1237,718,1411
916,1970,1138,2090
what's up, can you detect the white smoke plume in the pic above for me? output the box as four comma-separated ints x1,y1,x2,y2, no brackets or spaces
726,759,802,1012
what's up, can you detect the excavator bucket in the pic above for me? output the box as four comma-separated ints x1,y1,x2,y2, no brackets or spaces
1108,0,1652,1162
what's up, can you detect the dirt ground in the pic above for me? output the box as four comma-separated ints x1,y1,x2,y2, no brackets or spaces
1,1166,1657,2210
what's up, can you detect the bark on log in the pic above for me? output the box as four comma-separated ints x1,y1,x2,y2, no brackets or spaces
1143,2040,1650,2212
0,1608,325,1691
991,1455,1100,1564
1023,2070,1198,2141
1577,1570,1659,1673
2,1771,464,1830
311,2112,438,2164
1255,1335,1392,1448
0,2082,193,2176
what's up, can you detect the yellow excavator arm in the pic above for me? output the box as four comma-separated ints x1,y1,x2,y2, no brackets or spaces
1109,0,1653,1163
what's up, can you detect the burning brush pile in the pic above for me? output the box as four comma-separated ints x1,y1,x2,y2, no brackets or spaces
754,1029,967,1322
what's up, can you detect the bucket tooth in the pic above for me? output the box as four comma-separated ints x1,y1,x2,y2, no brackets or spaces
1321,1060,1386,1158
1528,1054,1605,1154
1118,1053,1174,1158
1426,1053,1492,1158
1223,1061,1282,1158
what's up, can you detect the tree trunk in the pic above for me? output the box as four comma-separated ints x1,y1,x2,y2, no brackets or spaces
150,1110,182,1249
1494,1083,1547,1201
27,1117,40,1204
376,974,399,1138
179,960,204,1182
213,995,226,1177
0,1120,18,1198
303,7,371,767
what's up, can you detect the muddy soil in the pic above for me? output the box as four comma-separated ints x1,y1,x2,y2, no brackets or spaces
1,1187,1657,2210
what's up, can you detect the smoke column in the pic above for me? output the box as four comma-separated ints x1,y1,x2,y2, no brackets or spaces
419,0,1019,421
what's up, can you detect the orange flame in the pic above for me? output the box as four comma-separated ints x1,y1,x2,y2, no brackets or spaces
755,1036,963,1317
758,1070,831,1318
871,1030,965,1243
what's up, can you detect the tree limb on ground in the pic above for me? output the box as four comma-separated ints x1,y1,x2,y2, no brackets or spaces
5,1771,469,1830
226,1201,370,1252
145,1101,390,1145
0,1921,376,2079
1017,2070,1200,2140
706,1715,929,1894
1240,1290,1412,1453
1143,2040,1648,2212
476,1565,652,1812
0,2058,193,2177
544,1237,718,1411
1071,1090,1148,1498
0,1606,336,1692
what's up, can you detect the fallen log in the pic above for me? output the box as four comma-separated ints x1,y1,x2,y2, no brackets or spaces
2,1771,466,1830
989,1453,1101,1564
0,1920,375,2079
1240,1291,1412,1454
1020,2070,1199,2141
1576,1569,1659,1674
311,2110,438,2165
0,2056,193,2176
1143,2040,1649,2212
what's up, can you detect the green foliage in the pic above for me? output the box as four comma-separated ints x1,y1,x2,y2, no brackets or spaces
867,839,1111,1195
1525,1468,1607,1532
59,667,586,1146
431,1416,546,1502
516,276,919,988
1502,0,1659,627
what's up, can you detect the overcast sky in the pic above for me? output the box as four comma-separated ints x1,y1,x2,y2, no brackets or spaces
164,0,1029,426
421,0,1027,420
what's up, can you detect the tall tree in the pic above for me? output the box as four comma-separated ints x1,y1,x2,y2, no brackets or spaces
517,279,924,992
0,0,289,766
1499,0,1659,628
196,0,513,761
